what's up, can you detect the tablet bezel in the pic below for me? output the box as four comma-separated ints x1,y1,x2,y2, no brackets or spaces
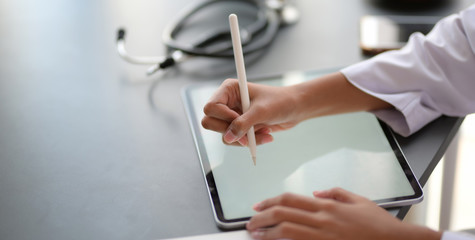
182,71,423,230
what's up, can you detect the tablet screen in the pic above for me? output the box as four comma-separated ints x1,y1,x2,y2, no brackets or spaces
183,71,422,229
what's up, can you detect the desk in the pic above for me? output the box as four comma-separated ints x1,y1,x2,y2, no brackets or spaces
0,1,470,239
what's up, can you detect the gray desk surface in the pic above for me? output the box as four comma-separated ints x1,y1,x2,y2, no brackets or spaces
0,0,471,239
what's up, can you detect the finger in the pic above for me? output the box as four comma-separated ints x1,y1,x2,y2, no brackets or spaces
224,113,255,143
234,132,273,146
237,126,272,145
203,102,240,123
204,78,242,122
204,118,273,144
253,193,321,212
220,139,243,146
250,222,320,240
256,133,273,145
201,116,230,133
223,124,243,144
220,132,273,147
247,206,318,232
253,125,271,134
265,124,296,133
210,78,241,108
224,92,273,142
313,187,366,203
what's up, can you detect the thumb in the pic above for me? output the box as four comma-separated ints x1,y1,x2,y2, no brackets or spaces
313,187,363,204
223,110,258,144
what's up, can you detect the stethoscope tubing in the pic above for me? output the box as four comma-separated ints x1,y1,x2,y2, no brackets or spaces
116,0,295,75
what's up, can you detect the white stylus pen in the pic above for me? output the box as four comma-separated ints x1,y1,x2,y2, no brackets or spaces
229,14,257,165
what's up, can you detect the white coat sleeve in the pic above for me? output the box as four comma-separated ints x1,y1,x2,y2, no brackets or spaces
340,4,475,137
442,231,475,240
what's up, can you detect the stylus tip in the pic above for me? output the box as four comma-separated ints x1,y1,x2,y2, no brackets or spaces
252,156,256,166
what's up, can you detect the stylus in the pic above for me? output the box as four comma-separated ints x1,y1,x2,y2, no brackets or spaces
229,14,257,166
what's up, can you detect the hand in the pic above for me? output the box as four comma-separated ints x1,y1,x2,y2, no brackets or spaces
201,78,304,146
246,188,442,240
201,73,392,146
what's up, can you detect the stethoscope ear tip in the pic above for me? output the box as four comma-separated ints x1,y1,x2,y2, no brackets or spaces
117,28,126,41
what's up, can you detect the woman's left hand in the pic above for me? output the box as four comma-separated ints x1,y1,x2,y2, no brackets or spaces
246,188,441,240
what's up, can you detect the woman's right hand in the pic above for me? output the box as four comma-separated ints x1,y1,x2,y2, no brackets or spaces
201,72,392,146
201,78,304,146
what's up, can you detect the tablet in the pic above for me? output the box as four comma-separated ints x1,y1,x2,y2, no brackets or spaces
182,70,423,230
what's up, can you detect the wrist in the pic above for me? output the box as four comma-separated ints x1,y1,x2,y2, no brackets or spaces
287,82,314,122
289,72,343,121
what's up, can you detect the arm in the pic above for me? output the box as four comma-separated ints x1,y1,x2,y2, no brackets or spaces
201,5,475,240
203,4,475,142
342,4,475,136
201,73,390,145
291,72,391,121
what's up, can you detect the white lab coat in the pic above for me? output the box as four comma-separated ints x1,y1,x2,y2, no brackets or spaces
341,4,475,137
341,4,475,240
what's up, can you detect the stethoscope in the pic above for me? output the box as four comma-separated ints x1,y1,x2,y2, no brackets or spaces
116,0,299,76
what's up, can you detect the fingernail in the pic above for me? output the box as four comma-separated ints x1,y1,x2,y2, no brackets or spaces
238,137,247,146
261,136,273,144
252,202,261,211
313,190,328,197
251,230,265,239
224,129,238,143
260,127,271,134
